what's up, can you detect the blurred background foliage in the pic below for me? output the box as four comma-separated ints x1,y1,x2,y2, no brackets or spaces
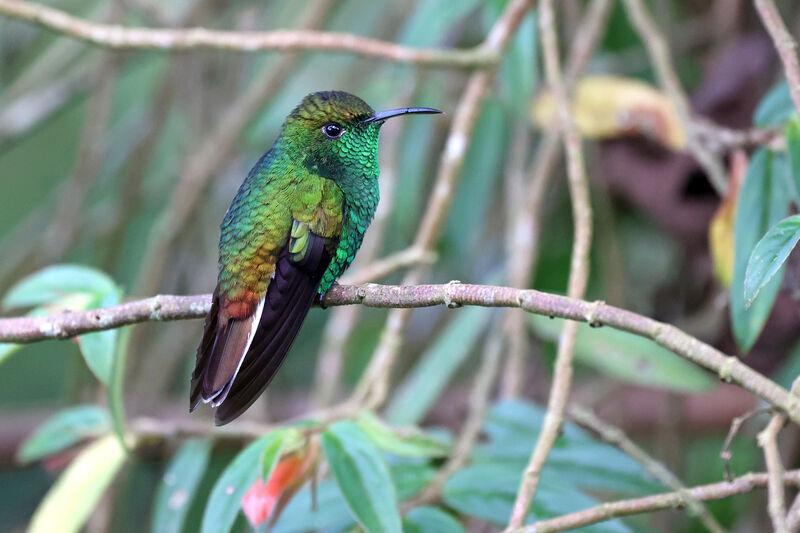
2,0,800,532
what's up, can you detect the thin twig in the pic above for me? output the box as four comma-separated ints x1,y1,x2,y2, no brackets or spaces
621,0,728,195
2,283,799,426
508,0,594,524
569,405,727,533
516,470,800,533
787,490,800,532
720,407,771,481
0,0,495,67
501,0,612,398
755,0,800,118
352,0,536,409
38,1,122,263
133,0,335,296
759,413,790,533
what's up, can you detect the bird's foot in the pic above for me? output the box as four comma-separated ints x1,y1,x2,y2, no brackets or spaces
317,281,339,309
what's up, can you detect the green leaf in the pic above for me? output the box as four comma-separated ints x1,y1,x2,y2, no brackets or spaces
78,329,118,385
357,411,450,458
786,118,800,198
404,507,466,533
386,306,491,425
28,435,127,533
399,0,483,47
2,264,123,383
755,82,794,127
443,464,631,532
109,326,131,446
731,149,791,352
2,264,118,309
201,431,284,533
321,421,402,533
529,315,715,391
260,429,288,482
151,439,213,533
17,405,110,464
745,215,800,307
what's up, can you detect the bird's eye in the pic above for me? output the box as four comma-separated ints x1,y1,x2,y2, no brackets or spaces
322,122,345,139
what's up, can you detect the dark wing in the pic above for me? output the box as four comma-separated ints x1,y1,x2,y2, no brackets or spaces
190,222,333,425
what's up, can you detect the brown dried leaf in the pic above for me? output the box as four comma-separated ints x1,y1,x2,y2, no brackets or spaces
531,75,687,150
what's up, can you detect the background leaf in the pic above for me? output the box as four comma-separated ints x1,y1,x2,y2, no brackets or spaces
28,435,126,533
730,149,791,352
529,315,716,391
321,421,402,533
744,215,800,307
16,405,110,464
386,306,491,425
357,411,450,459
404,506,466,533
200,431,284,533
151,439,213,533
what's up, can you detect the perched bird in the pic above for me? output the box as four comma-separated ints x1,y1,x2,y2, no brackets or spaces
190,91,441,425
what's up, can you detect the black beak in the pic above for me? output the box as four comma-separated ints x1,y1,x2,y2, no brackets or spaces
363,107,442,124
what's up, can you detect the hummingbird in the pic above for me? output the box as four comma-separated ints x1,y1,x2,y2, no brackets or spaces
190,91,441,425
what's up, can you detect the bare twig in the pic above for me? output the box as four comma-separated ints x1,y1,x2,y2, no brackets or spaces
621,0,728,195
569,405,727,533
787,490,800,532
133,0,335,296
38,1,122,263
508,0,594,524
312,85,417,406
516,470,800,533
501,0,612,398
755,0,800,118
352,0,536,409
0,0,495,67
720,407,771,481
759,413,790,533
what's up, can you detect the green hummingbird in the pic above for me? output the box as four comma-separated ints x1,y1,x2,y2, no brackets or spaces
190,91,441,425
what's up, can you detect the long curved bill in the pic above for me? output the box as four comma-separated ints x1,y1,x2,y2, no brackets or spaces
363,107,442,123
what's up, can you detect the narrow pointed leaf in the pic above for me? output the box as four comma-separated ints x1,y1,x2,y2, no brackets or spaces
730,149,791,352
321,421,402,533
151,439,213,533
404,507,466,533
28,435,127,533
2,264,117,309
260,429,288,482
201,431,284,533
17,405,110,464
108,326,130,447
357,411,450,458
745,215,800,307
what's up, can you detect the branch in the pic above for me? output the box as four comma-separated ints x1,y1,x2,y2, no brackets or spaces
755,0,800,118
759,414,789,533
3,283,800,427
517,470,800,533
351,0,535,409
508,0,594,524
0,0,495,67
621,0,728,194
569,405,727,533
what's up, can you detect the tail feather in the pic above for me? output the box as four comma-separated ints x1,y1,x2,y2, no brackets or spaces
191,232,331,425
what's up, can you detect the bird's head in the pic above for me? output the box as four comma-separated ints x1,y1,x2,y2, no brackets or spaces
279,91,440,193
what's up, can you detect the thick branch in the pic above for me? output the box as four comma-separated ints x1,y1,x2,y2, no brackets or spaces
518,470,800,533
2,283,800,427
0,0,495,67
